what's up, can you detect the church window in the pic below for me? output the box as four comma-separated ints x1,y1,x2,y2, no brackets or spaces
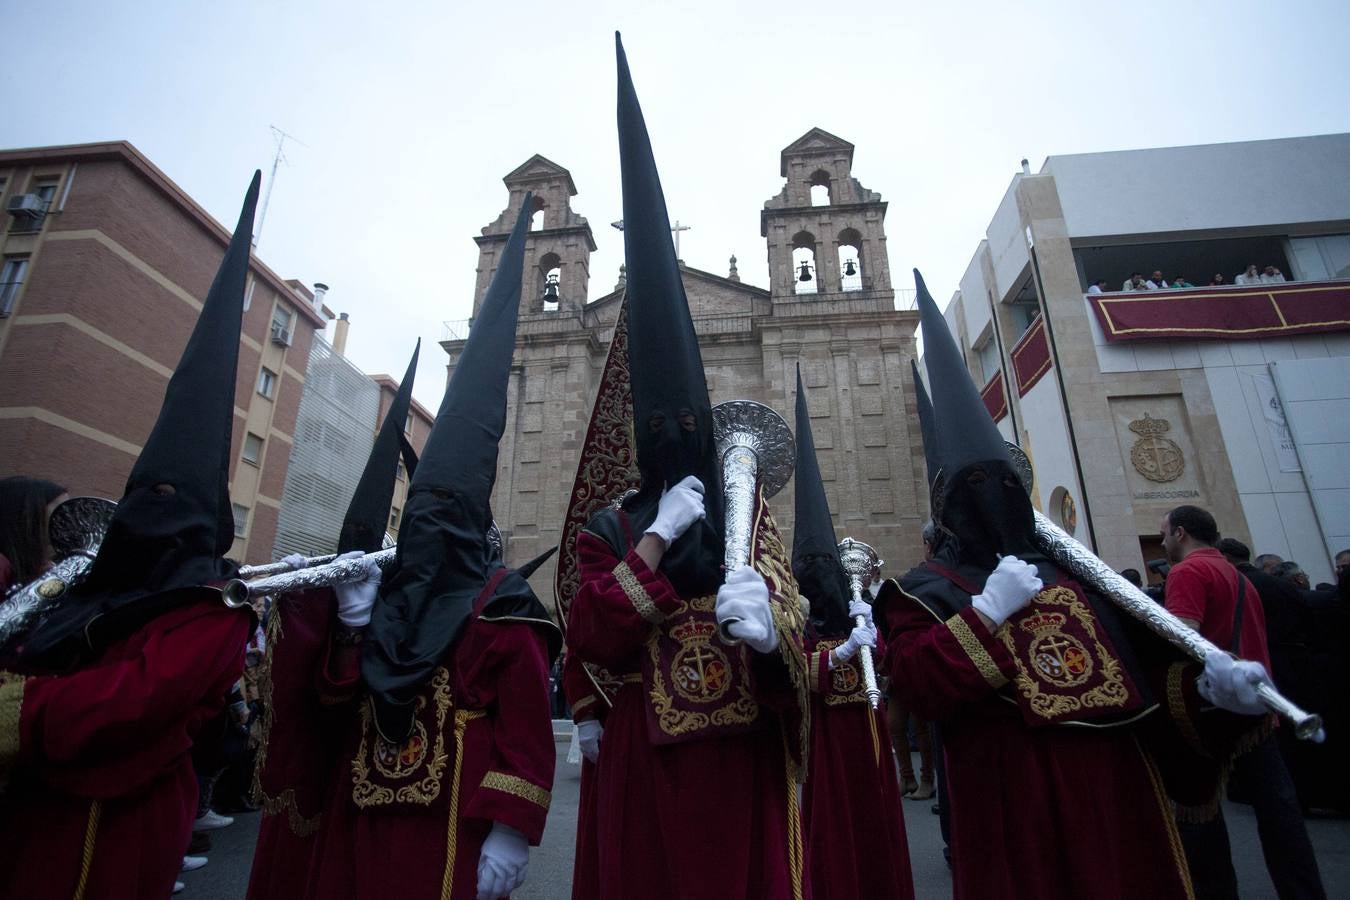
792,231,818,296
537,252,562,311
838,228,863,292
809,170,832,207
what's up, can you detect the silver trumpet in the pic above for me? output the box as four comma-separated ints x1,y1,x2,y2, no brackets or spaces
712,400,795,571
0,497,117,647
1031,510,1324,741
224,548,396,606
711,401,795,645
837,537,883,709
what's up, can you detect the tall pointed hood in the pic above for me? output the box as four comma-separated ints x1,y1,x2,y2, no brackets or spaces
915,268,1032,567
338,341,420,554
790,366,852,638
19,171,262,667
614,32,724,596
911,358,939,490
363,196,557,741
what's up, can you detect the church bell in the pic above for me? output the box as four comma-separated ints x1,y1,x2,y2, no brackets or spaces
543,273,560,302
843,258,857,277
797,260,814,282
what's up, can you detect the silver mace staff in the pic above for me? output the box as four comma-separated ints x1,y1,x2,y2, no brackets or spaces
711,401,795,641
223,548,397,605
837,537,883,709
1031,510,1323,740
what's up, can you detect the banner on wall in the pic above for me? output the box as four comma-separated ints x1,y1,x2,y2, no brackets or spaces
1253,373,1301,473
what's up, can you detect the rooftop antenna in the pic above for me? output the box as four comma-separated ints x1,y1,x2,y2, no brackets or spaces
255,125,307,247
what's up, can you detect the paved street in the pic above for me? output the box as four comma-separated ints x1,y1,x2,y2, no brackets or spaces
187,742,1349,899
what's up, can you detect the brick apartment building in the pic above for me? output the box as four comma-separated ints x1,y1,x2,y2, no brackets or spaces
0,141,329,563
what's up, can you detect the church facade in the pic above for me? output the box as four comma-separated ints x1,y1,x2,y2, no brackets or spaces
442,129,926,602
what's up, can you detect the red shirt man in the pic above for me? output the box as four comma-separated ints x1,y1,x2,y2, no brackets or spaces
1163,543,1271,672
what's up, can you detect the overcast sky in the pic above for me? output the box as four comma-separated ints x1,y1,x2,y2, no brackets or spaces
11,0,1350,411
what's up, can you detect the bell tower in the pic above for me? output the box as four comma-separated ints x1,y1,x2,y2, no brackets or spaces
761,128,893,305
473,155,596,318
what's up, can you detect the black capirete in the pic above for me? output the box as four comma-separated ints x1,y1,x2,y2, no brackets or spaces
17,172,262,669
614,32,724,598
790,366,852,638
915,269,1033,569
362,195,557,742
338,340,420,554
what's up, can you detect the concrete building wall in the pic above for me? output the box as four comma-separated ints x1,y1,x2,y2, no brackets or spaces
1042,134,1350,239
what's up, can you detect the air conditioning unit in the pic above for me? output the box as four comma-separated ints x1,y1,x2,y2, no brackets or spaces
270,323,292,346
6,194,45,218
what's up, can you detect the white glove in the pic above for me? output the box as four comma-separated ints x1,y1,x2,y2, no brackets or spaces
848,598,874,628
333,550,380,628
1197,649,1269,716
644,476,706,546
279,553,307,571
971,555,1042,627
830,622,877,668
577,718,603,764
476,822,529,900
716,565,779,653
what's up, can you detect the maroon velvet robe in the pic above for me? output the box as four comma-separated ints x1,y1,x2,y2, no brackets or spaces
883,591,1195,900
802,635,914,900
295,614,556,900
567,532,808,900
561,652,606,900
0,599,253,900
246,588,349,900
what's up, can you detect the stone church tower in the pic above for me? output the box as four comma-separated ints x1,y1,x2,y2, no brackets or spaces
443,130,925,603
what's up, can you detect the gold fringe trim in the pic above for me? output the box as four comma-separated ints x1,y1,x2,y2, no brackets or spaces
73,799,101,900
259,787,321,838
1167,662,1207,755
249,602,286,807
1173,716,1274,824
0,671,25,788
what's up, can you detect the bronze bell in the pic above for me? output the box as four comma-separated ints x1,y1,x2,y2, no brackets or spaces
797,260,814,282
843,258,858,277
543,273,560,301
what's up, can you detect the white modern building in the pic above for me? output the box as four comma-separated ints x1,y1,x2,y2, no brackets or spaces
938,133,1350,585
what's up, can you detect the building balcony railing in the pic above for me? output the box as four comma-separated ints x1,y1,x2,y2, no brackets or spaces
1086,277,1350,343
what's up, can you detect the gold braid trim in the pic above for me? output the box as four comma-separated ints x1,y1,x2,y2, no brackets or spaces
945,613,1009,689
440,709,475,900
571,694,597,716
72,800,101,900
1135,738,1197,900
480,771,552,810
0,671,26,783
807,650,824,695
783,733,805,900
613,561,664,624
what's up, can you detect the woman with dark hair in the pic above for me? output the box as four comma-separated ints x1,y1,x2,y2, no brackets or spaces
0,476,68,591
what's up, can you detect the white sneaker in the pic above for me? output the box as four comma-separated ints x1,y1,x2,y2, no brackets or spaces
172,882,185,895
193,810,233,831
181,856,207,872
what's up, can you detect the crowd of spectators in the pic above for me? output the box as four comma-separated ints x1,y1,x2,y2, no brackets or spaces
1088,264,1290,293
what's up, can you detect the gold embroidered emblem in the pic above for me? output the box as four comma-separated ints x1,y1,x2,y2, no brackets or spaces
1129,413,1185,483
999,586,1130,720
648,594,760,737
669,619,732,704
351,667,453,808
373,722,429,778
1022,611,1093,688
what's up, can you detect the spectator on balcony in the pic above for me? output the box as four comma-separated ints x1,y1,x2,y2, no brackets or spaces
1150,270,1169,289
1209,273,1228,286
1087,279,1109,294
1236,264,1262,285
1171,275,1195,289
1261,265,1288,284
1122,272,1153,292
